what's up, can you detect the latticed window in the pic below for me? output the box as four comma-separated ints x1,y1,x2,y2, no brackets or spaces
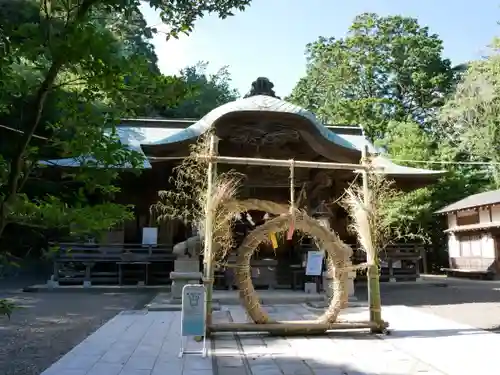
459,235,483,257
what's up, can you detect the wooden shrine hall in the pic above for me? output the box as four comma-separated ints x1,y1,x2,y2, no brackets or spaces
46,78,443,287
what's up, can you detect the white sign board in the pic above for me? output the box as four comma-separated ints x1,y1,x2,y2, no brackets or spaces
305,251,324,276
179,284,207,358
142,227,158,247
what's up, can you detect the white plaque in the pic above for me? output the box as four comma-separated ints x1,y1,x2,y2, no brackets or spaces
142,227,158,247
305,251,324,276
179,284,207,358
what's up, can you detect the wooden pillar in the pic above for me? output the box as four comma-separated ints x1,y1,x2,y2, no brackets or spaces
362,145,383,332
203,134,218,328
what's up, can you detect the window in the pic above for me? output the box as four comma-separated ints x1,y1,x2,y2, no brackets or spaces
459,235,483,257
456,211,480,226
460,237,471,256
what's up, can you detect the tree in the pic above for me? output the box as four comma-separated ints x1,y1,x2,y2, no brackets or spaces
0,0,252,240
287,12,482,274
161,61,240,118
376,120,436,168
0,0,252,317
287,13,455,141
439,39,500,188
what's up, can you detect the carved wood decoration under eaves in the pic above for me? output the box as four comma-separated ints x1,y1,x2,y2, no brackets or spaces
227,122,300,147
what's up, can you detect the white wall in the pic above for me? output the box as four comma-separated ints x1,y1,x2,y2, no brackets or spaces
448,233,460,257
447,214,457,228
481,233,496,258
479,209,491,224
491,206,500,222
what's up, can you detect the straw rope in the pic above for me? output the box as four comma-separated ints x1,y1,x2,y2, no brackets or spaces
222,199,290,216
227,208,352,325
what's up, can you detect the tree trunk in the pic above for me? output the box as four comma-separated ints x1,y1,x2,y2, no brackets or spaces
0,61,63,242
0,0,97,244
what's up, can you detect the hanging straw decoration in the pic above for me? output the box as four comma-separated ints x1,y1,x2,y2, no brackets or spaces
287,159,296,240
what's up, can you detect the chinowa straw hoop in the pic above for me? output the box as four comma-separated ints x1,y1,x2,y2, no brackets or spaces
218,199,353,325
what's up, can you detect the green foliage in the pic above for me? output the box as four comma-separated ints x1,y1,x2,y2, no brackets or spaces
376,121,436,168
161,61,240,118
438,39,500,187
0,0,251,315
0,0,250,238
0,298,15,319
289,12,500,271
288,13,454,140
7,195,134,236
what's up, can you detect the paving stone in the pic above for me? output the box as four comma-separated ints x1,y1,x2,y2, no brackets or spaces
124,355,157,370
217,367,248,375
100,349,134,364
311,370,349,375
249,363,281,372
60,354,102,371
151,360,183,375
249,367,283,375
217,355,244,367
119,369,152,375
183,370,213,375
183,356,212,371
87,363,124,375
42,369,88,375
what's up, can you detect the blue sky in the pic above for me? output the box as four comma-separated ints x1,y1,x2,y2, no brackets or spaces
140,0,500,98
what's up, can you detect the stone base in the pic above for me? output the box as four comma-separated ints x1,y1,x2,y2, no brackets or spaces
304,282,318,294
146,292,221,312
174,259,200,273
307,296,361,310
323,277,355,299
47,280,59,288
169,271,202,301
169,258,202,302
83,280,91,288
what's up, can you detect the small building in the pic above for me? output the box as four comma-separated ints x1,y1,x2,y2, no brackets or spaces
436,189,500,278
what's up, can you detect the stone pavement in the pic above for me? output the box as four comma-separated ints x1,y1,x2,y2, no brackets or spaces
40,310,211,375
40,303,500,375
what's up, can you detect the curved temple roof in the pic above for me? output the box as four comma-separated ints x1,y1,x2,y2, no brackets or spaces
42,89,445,178
148,95,357,151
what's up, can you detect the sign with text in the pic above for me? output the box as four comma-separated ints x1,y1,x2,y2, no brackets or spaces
142,227,158,247
305,251,324,276
181,284,206,337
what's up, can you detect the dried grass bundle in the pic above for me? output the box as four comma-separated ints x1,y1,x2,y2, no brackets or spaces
150,132,243,258
344,187,376,264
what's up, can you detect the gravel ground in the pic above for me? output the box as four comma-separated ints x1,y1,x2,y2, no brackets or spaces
0,281,154,375
356,280,500,332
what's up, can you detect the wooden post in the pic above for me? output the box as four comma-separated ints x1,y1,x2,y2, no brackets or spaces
203,133,218,329
362,145,383,332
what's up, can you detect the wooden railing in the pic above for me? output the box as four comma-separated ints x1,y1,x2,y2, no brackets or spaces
49,242,175,285
351,243,425,282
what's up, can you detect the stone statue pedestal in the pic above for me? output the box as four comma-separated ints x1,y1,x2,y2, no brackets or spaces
322,269,357,306
169,259,201,302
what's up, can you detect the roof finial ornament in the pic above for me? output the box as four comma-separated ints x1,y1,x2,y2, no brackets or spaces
244,77,280,99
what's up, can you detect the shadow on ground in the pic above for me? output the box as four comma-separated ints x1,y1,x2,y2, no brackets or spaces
355,281,500,332
0,282,154,375
212,332,435,375
355,281,500,307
